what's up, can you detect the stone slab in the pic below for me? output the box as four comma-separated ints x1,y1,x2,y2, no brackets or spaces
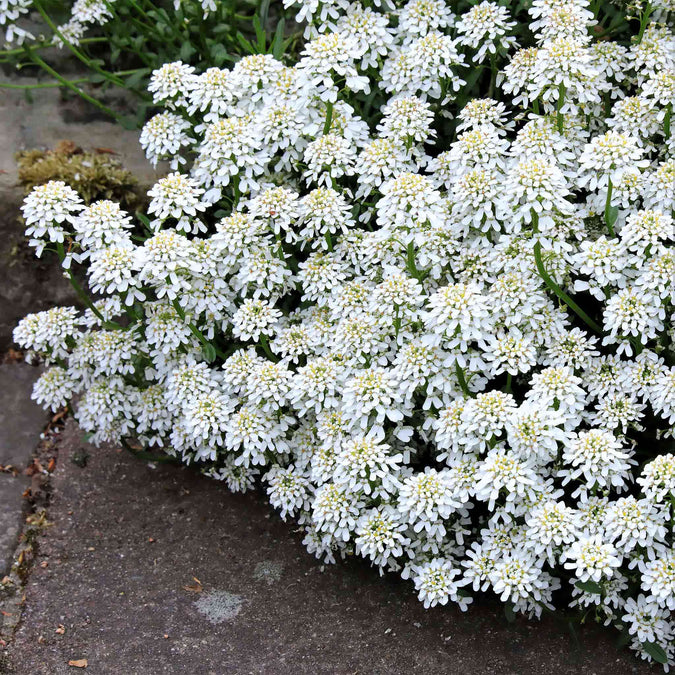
7,420,647,675
0,363,45,467
0,474,25,577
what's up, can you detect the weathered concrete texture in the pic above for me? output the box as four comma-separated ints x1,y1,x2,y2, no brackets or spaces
8,420,648,675
0,476,26,577
0,363,45,573
0,364,45,467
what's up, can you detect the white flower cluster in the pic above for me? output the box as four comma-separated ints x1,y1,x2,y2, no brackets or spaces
0,0,115,46
0,0,219,47
14,0,675,668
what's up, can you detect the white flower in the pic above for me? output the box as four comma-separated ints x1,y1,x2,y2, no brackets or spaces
578,131,649,192
474,447,538,511
32,366,78,411
640,551,675,610
562,535,622,583
622,594,674,644
147,173,207,233
489,551,548,605
312,482,363,542
398,468,463,537
525,500,578,563
355,506,409,569
264,464,310,520
139,112,193,167
637,453,675,502
413,558,471,610
456,1,516,64
560,429,635,496
148,61,196,108
333,436,402,497
232,298,282,342
21,180,83,254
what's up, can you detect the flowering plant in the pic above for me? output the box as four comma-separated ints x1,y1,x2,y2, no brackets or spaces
13,0,675,668
0,0,293,126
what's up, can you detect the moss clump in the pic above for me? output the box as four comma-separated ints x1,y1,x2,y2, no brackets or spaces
16,141,139,208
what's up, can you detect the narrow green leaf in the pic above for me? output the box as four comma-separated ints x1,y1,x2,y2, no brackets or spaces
202,343,217,364
179,42,195,62
271,18,285,59
118,115,139,130
642,642,668,665
606,205,619,228
253,15,266,52
236,32,255,54
135,212,152,230
575,580,603,594
125,68,149,89
504,603,516,624
259,0,271,27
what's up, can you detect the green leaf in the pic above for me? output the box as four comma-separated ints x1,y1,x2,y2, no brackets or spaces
125,68,149,90
615,628,632,649
118,115,139,130
179,42,196,62
606,205,619,228
253,15,266,52
642,642,668,665
236,32,255,54
271,18,285,59
504,603,516,624
575,580,603,594
259,0,271,27
202,343,217,364
135,212,152,231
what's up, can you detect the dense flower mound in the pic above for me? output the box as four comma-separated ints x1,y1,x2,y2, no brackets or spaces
13,0,675,668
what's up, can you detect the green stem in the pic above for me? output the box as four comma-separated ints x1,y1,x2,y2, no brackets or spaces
664,103,672,141
259,334,278,362
25,48,120,120
488,54,497,98
171,299,226,360
55,242,123,329
556,83,565,133
323,101,334,135
31,0,125,87
455,362,473,398
0,37,107,58
604,178,615,237
533,240,602,334
504,372,513,394
636,3,653,43
0,78,89,90
405,241,425,281
0,68,146,90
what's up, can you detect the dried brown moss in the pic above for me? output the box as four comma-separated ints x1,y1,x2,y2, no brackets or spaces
16,140,139,208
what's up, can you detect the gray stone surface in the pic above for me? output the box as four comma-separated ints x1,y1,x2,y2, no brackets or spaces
0,363,45,467
7,420,648,675
0,363,45,574
0,475,26,576
0,78,163,196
